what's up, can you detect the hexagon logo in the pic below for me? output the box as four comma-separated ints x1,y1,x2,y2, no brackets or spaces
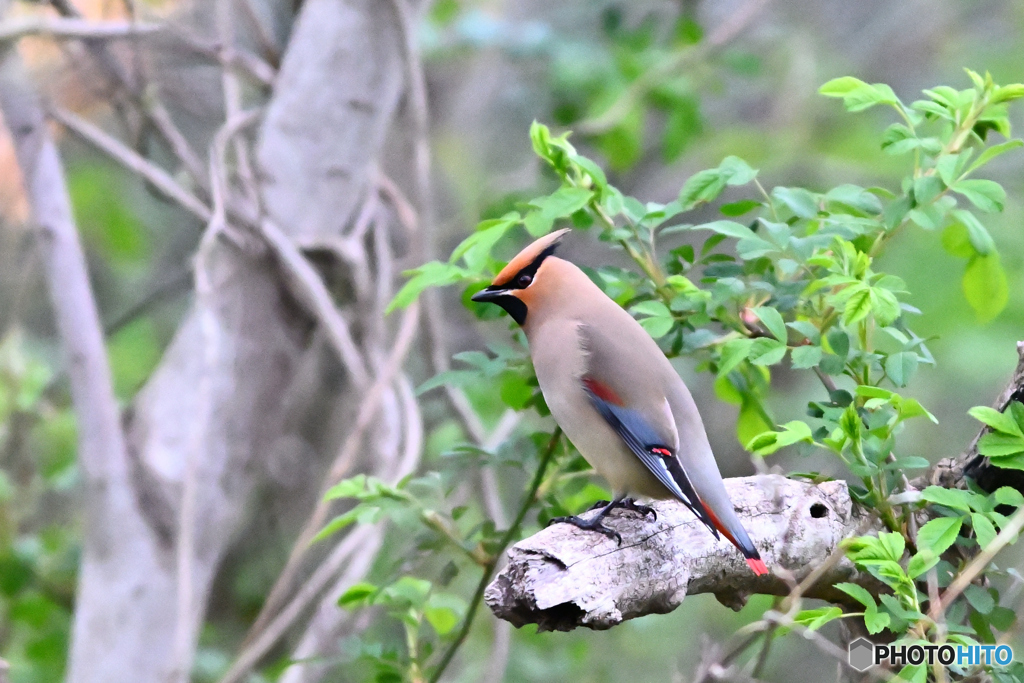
849,637,875,672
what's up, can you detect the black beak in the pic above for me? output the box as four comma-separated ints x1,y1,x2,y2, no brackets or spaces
471,287,509,303
470,286,527,325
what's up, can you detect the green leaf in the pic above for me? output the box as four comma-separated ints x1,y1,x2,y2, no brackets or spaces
529,121,552,159
941,222,976,258
893,397,938,424
719,156,758,185
864,604,891,634
880,124,920,155
737,396,773,447
718,338,754,377
963,254,1008,323
786,321,821,344
819,77,899,112
951,210,995,256
915,516,962,556
747,338,787,366
450,216,518,270
312,509,361,542
819,76,870,97
662,99,702,162
424,605,459,635
720,199,762,216
338,582,378,608
752,307,787,342
793,606,843,631
907,550,939,579
631,300,672,318
869,287,901,326
966,139,1024,175
977,432,1024,457
995,486,1024,508
746,420,813,456
954,179,1006,213
954,180,1003,215
885,351,918,388
679,169,727,209
639,315,674,339
423,593,466,635
913,175,943,204
964,584,995,614
835,582,875,608
972,512,998,549
790,345,822,369
694,220,757,240
387,262,470,313
895,664,927,683
540,186,594,219
773,187,819,218
525,187,594,236
878,531,906,562
969,406,1024,437
921,486,974,512
325,475,369,501
385,576,433,608
991,84,1024,104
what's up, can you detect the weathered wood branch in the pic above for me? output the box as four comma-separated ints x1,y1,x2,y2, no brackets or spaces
486,475,870,631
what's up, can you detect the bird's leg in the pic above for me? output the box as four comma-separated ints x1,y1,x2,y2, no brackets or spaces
548,497,624,544
616,497,657,520
586,499,611,511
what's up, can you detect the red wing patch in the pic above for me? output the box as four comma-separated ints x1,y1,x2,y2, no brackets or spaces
650,447,672,457
582,377,624,406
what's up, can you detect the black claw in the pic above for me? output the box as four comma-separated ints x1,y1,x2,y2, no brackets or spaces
617,497,657,520
547,514,622,545
587,499,611,511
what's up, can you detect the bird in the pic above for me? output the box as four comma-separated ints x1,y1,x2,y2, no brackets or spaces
470,227,769,576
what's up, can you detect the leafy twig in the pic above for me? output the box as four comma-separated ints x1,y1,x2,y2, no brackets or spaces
428,429,563,683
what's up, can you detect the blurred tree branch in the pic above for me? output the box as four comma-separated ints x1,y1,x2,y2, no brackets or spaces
0,15,159,44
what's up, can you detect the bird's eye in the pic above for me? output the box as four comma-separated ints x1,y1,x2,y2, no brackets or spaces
517,273,533,288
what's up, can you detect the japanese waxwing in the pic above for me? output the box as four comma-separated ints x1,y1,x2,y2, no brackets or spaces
471,228,768,576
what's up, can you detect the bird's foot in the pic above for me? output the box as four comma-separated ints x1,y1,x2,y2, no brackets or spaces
586,499,611,511
547,514,622,545
617,497,657,521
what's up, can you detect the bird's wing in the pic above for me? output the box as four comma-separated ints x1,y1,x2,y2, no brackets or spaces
577,323,719,536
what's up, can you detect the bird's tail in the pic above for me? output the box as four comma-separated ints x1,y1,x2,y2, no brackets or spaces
699,501,769,576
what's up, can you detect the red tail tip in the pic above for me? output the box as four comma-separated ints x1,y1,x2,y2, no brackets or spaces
746,558,769,576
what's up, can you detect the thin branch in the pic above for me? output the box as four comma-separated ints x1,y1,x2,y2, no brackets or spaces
258,218,371,388
169,33,276,87
0,16,161,44
235,0,281,65
217,524,382,683
49,106,213,222
428,429,563,683
578,0,771,135
928,505,1024,621
239,301,420,654
103,269,192,336
45,0,210,189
